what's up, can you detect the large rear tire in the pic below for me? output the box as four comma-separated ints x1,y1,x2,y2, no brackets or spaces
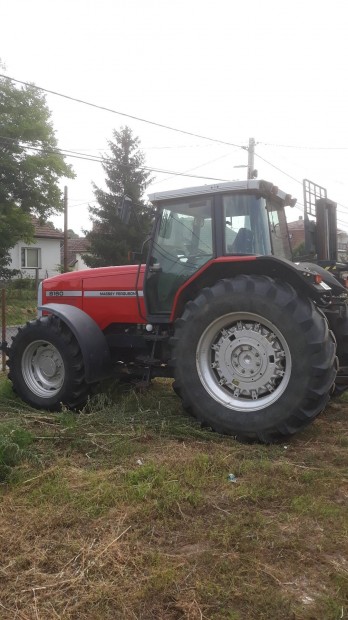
171,275,337,442
7,316,89,411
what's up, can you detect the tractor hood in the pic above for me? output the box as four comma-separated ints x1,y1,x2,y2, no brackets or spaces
40,264,145,304
39,264,147,327
44,264,144,287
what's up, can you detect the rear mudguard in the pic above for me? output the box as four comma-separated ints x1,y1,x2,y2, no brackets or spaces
168,255,346,322
38,303,112,383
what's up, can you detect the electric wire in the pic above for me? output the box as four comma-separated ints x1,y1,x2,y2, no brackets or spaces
254,150,303,185
4,134,348,219
2,80,348,220
260,141,348,150
0,136,234,183
150,152,234,186
0,73,246,150
254,148,348,217
5,134,348,224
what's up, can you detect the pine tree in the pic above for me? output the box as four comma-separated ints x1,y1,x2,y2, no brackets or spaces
84,127,153,267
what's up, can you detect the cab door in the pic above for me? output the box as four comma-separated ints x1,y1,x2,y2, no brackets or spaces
144,197,214,316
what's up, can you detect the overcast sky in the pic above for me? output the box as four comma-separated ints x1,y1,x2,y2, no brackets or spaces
2,0,348,233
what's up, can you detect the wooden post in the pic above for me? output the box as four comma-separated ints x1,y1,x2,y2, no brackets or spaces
1,289,6,372
35,267,39,291
63,185,68,272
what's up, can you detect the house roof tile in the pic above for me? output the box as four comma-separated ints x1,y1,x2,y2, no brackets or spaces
32,217,64,239
61,238,90,266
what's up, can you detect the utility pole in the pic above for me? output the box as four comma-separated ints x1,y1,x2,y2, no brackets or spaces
247,137,256,180
234,138,257,179
63,186,68,273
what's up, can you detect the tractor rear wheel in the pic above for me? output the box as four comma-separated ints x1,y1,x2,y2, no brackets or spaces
8,316,89,411
171,275,337,442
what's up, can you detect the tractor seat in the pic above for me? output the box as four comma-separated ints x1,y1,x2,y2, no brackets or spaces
230,227,254,254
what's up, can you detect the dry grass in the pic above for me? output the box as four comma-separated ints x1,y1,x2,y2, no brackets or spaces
0,375,347,619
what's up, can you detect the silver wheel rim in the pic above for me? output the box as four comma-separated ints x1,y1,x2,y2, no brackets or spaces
196,312,291,412
21,340,65,398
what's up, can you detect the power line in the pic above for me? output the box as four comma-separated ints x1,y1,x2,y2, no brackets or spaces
144,144,217,150
3,111,348,214
0,136,233,183
254,150,303,185
257,146,348,211
260,141,348,151
150,152,234,186
254,149,348,217
0,73,246,150
1,136,104,163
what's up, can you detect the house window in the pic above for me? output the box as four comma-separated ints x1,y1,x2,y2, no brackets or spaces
21,247,41,268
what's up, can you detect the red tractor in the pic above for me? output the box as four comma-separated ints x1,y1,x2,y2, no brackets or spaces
7,180,348,442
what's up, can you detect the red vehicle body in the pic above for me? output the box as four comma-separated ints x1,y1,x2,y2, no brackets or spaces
43,265,147,327
7,179,348,443
42,256,259,325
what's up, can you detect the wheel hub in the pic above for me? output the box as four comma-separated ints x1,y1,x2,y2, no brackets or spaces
197,313,291,411
38,350,59,378
22,340,65,398
232,344,260,377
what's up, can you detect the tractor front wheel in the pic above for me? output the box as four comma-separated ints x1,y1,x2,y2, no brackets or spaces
171,275,336,442
8,316,89,410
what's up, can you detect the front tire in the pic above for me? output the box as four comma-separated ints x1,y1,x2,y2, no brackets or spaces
8,316,89,411
171,275,337,442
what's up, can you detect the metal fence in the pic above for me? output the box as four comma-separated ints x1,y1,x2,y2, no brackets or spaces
1,280,38,371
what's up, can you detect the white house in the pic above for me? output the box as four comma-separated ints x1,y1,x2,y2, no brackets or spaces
8,218,64,280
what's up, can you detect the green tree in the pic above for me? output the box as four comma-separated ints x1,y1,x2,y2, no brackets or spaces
84,126,153,267
0,71,74,277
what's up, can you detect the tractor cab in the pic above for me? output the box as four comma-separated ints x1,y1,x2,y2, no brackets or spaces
146,180,295,314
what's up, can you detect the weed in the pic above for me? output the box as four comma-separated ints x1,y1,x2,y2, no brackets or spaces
0,423,35,481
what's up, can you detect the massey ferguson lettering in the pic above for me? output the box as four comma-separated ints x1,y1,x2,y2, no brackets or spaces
99,291,136,297
84,290,140,297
